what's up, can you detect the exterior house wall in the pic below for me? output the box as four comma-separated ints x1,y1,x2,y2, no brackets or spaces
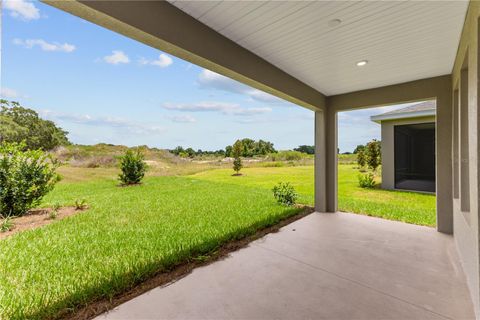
451,2,480,316
380,116,436,190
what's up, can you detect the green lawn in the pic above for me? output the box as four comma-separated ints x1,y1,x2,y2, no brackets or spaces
192,164,436,226
0,176,301,319
0,164,436,319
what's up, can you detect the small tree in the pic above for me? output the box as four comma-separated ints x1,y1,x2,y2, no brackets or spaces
232,140,243,175
0,142,60,217
365,139,381,171
119,149,147,185
357,150,366,168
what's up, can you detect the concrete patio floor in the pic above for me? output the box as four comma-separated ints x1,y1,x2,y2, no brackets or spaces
97,212,474,320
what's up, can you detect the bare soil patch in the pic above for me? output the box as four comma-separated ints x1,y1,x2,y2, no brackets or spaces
0,207,87,239
63,206,314,320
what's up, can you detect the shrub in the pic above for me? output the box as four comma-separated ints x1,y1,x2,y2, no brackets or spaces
232,140,243,175
0,142,60,217
268,150,305,162
358,172,376,188
119,149,147,185
272,182,298,206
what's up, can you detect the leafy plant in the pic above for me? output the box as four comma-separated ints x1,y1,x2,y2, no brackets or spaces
74,199,88,210
272,182,298,206
49,202,61,219
0,216,14,233
232,140,243,175
358,172,376,188
0,142,60,217
118,149,147,185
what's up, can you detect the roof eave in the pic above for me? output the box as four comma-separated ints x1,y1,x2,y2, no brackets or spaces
370,110,436,123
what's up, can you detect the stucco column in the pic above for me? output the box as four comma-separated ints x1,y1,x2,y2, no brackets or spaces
436,93,453,234
315,109,337,212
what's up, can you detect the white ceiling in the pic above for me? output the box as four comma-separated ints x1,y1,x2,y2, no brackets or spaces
169,1,468,96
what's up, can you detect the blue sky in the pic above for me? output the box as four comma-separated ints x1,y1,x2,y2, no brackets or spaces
1,0,405,152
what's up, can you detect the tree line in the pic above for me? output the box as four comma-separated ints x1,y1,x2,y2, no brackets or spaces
0,100,69,151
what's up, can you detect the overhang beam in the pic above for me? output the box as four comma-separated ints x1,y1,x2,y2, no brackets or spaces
327,75,451,112
43,0,326,111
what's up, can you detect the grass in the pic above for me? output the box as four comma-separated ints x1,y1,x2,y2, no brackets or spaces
0,162,436,319
0,176,301,319
192,164,436,226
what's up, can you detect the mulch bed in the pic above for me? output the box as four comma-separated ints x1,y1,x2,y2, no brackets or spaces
63,205,314,320
0,206,87,240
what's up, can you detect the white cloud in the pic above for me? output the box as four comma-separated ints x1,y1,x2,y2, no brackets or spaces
162,101,271,116
103,50,130,65
39,110,165,135
4,0,40,20
197,69,288,105
168,114,197,123
0,87,19,99
139,53,173,68
13,38,76,52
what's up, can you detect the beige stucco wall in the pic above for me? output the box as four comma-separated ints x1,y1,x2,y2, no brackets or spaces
379,116,436,190
451,2,480,316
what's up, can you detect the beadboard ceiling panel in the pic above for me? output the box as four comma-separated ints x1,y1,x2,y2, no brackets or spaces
169,1,468,95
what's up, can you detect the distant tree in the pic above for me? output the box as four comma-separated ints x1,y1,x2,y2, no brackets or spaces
225,145,233,157
254,139,276,155
232,140,243,175
294,145,315,154
184,147,195,158
353,145,365,154
0,100,69,150
357,150,366,168
225,138,276,157
171,146,185,155
365,139,381,171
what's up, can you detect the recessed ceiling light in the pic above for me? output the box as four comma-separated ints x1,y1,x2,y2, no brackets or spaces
328,19,342,28
356,60,368,67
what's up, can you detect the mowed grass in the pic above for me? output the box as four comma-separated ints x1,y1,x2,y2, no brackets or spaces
0,176,301,319
193,164,436,226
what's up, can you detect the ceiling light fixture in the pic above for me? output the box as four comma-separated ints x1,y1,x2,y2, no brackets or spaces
356,60,368,67
328,19,342,28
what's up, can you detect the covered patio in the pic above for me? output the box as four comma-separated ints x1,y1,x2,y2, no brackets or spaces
97,212,473,319
44,0,480,318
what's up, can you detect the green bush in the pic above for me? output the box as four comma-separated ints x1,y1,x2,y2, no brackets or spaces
268,150,305,162
0,142,60,217
272,182,298,206
119,149,147,185
358,172,376,188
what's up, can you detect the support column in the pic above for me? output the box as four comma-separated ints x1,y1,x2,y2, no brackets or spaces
436,92,453,234
315,108,337,213
315,111,326,212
